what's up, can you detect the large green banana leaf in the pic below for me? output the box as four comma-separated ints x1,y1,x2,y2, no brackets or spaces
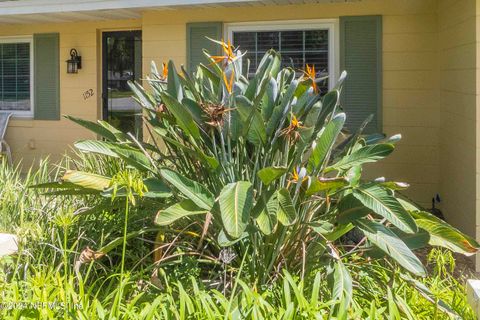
219,181,253,238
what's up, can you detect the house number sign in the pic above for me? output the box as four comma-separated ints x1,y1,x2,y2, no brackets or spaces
83,89,94,100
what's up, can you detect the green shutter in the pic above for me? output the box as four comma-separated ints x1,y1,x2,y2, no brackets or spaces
186,22,223,72
340,16,382,133
34,33,60,120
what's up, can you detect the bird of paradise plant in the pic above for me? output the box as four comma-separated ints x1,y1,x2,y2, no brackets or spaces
161,62,168,80
36,39,480,318
303,64,319,93
223,70,235,94
209,39,238,67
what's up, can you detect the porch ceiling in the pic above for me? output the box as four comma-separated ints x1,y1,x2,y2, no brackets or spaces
0,0,361,25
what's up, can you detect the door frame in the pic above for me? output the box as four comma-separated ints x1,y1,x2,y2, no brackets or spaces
101,30,142,122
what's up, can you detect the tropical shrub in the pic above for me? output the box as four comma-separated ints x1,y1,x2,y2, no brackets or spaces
36,40,480,317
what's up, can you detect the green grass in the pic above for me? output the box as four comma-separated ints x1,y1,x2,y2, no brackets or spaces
0,157,476,319
109,90,134,99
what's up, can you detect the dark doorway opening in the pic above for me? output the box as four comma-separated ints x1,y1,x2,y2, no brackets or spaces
102,30,142,139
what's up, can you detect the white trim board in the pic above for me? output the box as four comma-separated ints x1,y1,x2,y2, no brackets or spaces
225,19,340,90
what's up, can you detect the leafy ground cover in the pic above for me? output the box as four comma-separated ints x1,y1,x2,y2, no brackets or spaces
0,159,475,319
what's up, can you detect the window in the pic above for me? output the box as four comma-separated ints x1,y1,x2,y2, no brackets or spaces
228,20,338,92
0,37,33,117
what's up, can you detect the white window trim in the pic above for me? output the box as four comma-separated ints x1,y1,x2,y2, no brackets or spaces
0,35,34,118
225,19,339,90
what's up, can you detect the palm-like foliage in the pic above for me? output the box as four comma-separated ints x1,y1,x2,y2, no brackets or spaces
37,41,479,316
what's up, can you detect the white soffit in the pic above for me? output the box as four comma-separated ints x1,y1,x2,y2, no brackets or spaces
0,0,362,24
2,0,259,14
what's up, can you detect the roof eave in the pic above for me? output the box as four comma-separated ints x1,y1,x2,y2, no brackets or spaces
0,0,260,15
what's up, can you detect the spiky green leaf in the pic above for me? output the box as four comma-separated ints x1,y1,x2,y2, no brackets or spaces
412,210,480,256
327,144,394,172
155,200,208,226
257,166,287,186
353,185,417,233
65,115,118,141
277,189,296,226
159,91,200,139
74,140,119,158
307,113,345,172
62,170,110,191
306,177,348,196
160,169,214,210
330,260,352,320
355,219,426,276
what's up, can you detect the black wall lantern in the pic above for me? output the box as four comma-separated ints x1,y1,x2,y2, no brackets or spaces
66,49,82,74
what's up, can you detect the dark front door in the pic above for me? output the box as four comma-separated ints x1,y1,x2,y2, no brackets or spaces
102,31,142,139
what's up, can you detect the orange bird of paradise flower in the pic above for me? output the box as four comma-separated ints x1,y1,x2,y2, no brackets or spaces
281,115,304,141
287,167,308,188
210,39,237,67
161,62,168,80
223,71,235,94
303,64,318,93
291,115,302,129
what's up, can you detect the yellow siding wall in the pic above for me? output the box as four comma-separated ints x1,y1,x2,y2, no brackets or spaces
0,19,141,165
477,0,480,267
142,0,440,206
437,0,477,239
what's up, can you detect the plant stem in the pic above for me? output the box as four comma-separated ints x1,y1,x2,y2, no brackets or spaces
121,196,129,278
63,224,69,319
115,195,130,316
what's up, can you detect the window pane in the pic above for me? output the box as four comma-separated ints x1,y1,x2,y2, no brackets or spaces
233,32,257,75
0,41,31,112
17,76,30,92
232,28,330,92
17,59,29,75
2,44,16,59
281,52,303,70
281,31,303,51
305,52,328,73
3,77,16,92
17,43,29,59
234,32,256,52
257,32,279,52
305,30,328,51
3,59,16,76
